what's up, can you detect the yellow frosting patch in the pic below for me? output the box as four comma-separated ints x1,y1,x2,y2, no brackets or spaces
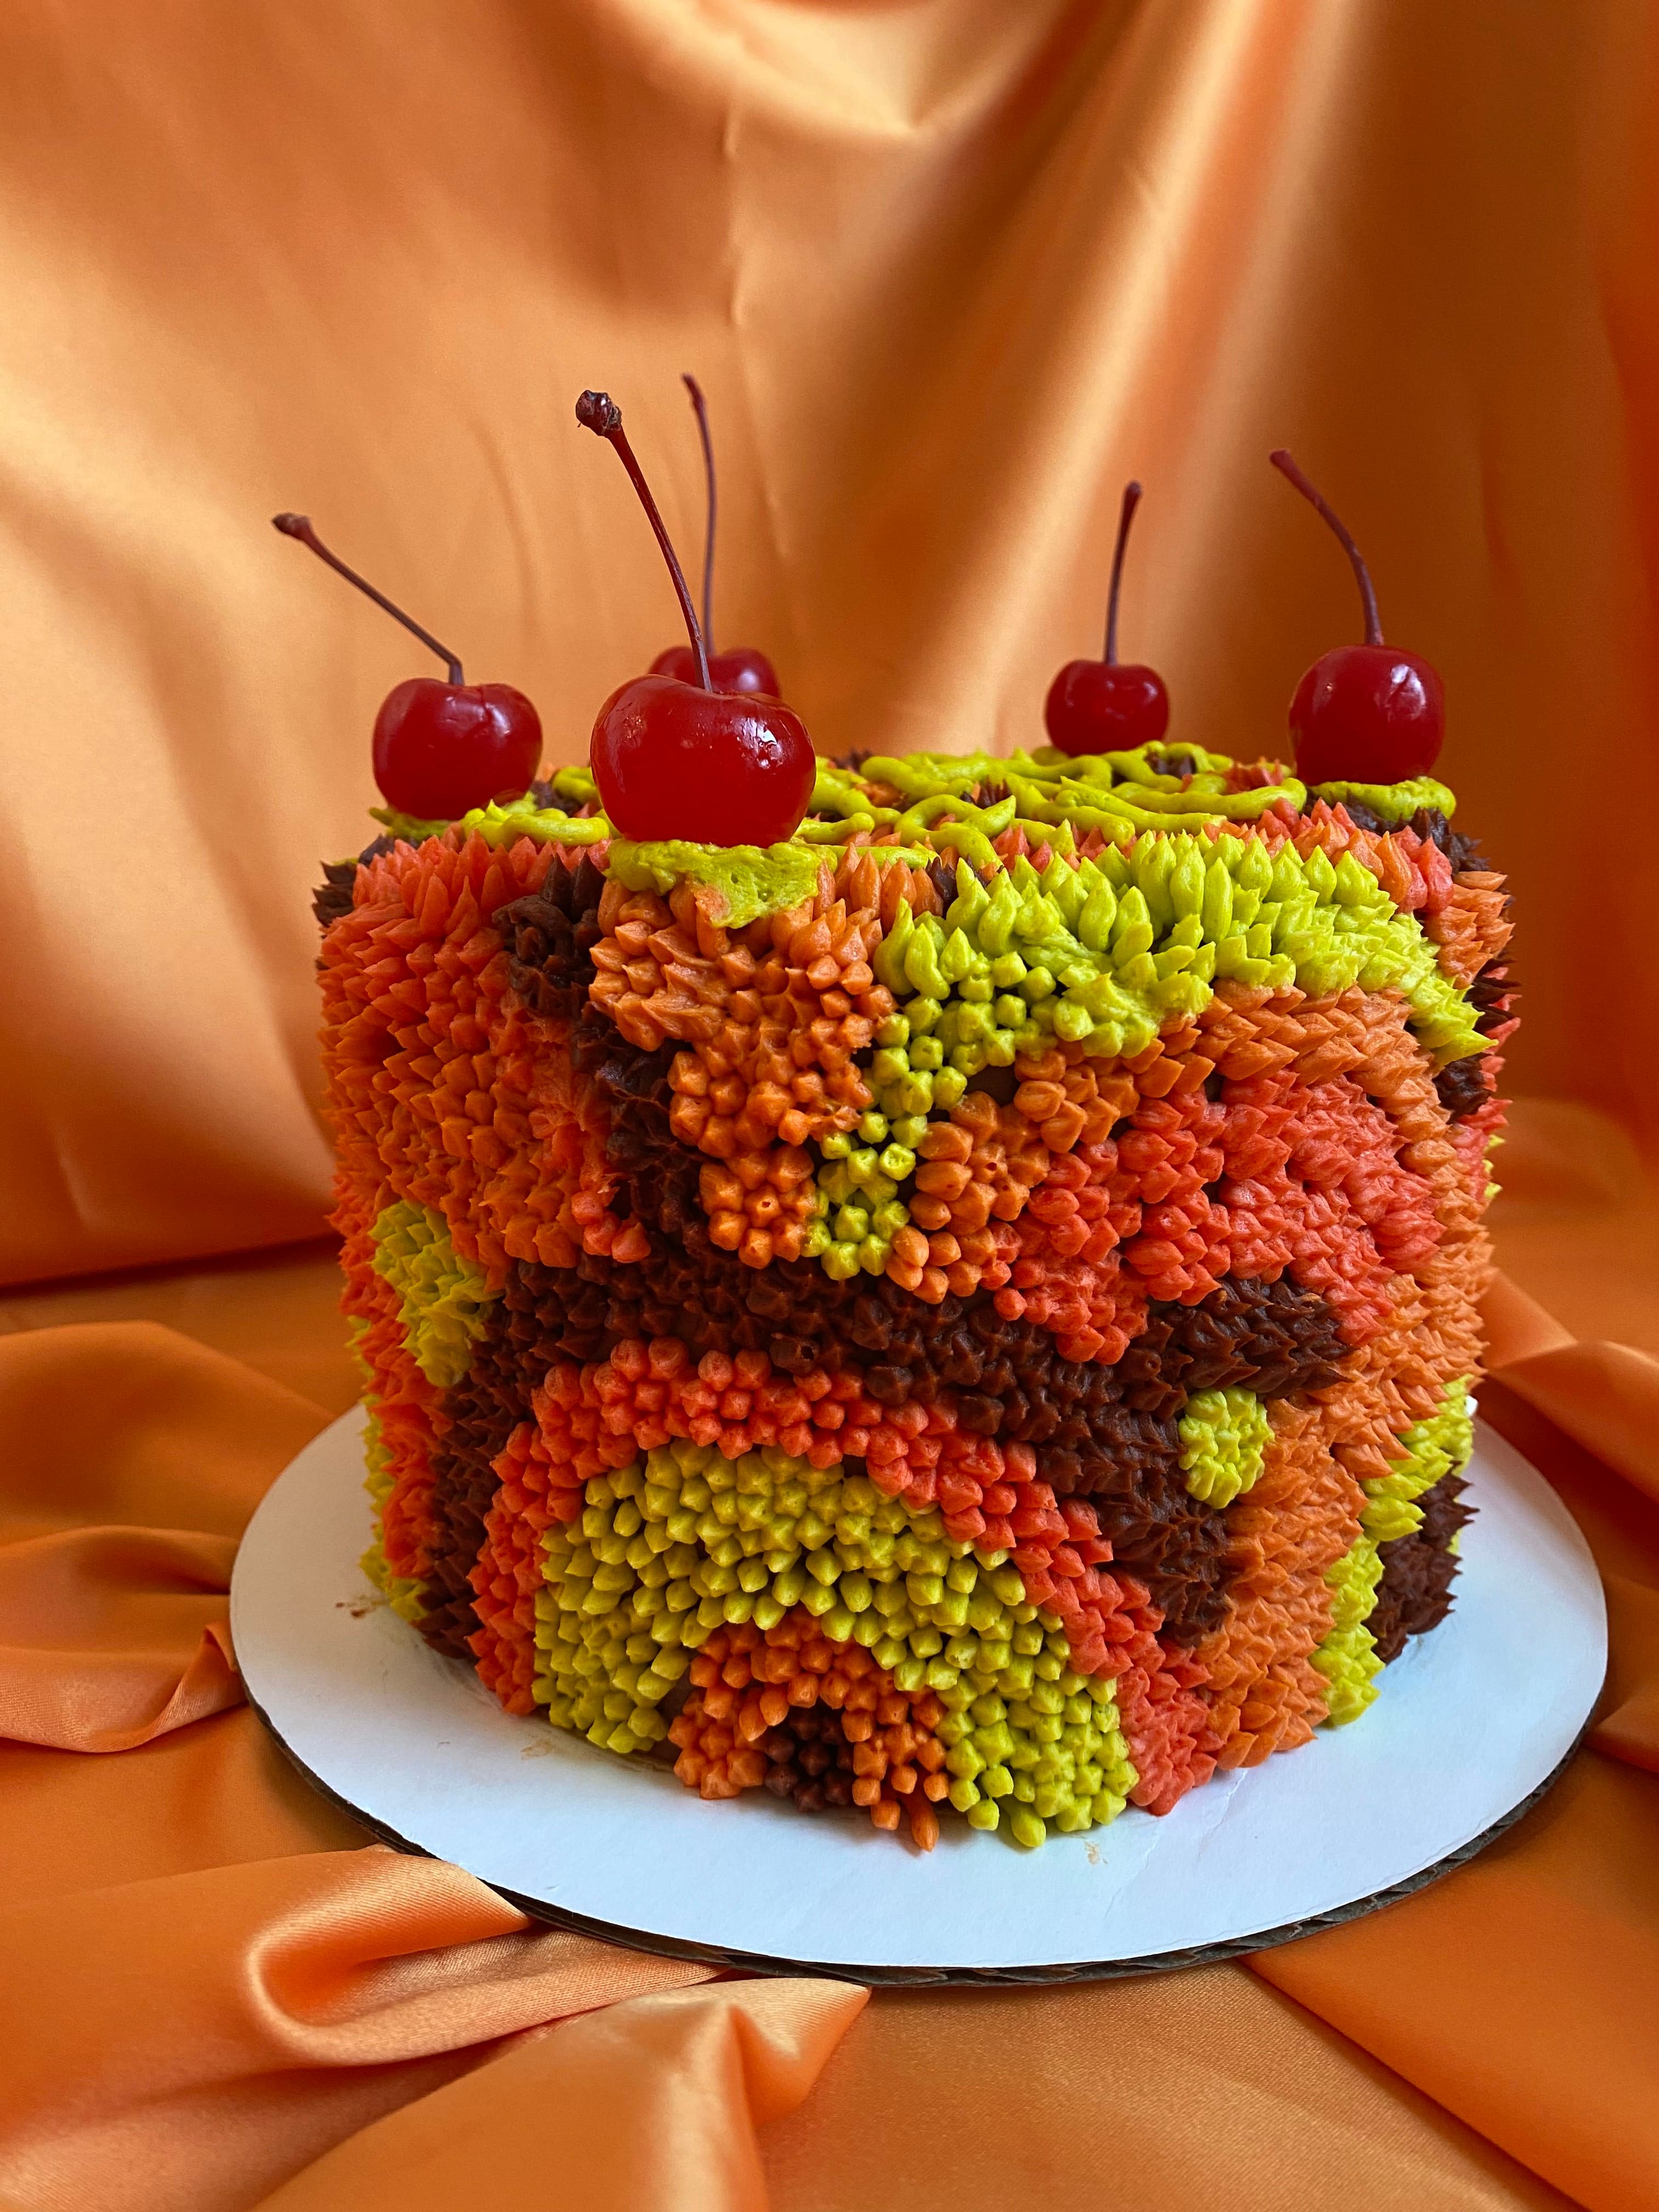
1361,1378,1474,1543
350,1337,426,1623
531,1440,1137,1847
605,835,827,929
1310,776,1456,825
1178,1387,1273,1508
1316,1379,1475,1723
369,1200,498,1390
1313,1536,1386,1724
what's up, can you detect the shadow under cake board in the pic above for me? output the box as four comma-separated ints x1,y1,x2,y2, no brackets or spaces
232,1409,1606,1986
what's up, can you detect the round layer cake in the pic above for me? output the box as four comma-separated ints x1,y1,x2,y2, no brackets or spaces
316,741,1513,1850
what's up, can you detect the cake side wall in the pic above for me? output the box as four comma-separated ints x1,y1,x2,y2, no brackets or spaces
316,794,1510,1849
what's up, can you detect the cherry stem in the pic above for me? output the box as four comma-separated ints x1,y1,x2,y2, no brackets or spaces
576,390,712,691
683,373,718,653
272,514,464,683
1269,449,1383,646
1103,480,1143,665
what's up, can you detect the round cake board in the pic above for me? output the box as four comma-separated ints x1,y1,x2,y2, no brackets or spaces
232,1409,1605,1985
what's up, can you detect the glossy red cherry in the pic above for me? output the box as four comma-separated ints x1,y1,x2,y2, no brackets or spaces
644,375,783,701
1045,481,1170,756
577,389,813,847
1045,657,1169,757
368,676,542,821
590,674,812,844
650,641,780,696
1270,450,1444,784
273,514,540,818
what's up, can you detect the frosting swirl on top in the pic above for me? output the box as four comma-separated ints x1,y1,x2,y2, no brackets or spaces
357,743,1456,926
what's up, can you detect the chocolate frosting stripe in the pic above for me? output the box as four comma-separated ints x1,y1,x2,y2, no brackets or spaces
1367,1470,1475,1664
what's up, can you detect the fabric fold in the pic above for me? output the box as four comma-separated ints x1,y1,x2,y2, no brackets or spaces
252,1977,868,2212
0,1321,320,1756
0,1523,242,1751
0,1846,720,2212
1242,1292,1659,2212
1496,1339,1659,1515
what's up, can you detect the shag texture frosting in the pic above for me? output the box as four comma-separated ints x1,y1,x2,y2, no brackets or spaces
369,1200,496,1390
320,738,1513,1850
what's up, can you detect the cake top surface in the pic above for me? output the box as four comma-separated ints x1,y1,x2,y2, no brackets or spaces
362,740,1459,933
330,737,1492,1093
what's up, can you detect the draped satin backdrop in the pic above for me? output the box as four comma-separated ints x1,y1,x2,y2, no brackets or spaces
4,8,1659,2212
0,0,1656,1283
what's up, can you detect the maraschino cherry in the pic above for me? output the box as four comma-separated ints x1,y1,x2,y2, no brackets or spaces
273,514,541,820
649,375,782,698
1270,449,1444,783
577,390,814,847
1044,481,1169,756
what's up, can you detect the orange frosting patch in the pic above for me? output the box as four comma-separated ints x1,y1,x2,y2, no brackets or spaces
1193,1398,1361,1767
984,991,1453,1356
1425,871,1514,987
667,1613,951,1849
1114,1637,1219,1813
589,855,906,1155
468,1420,560,1716
320,831,639,1275
698,1148,821,1268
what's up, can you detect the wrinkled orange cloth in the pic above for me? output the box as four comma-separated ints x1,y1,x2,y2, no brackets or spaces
3,0,1659,1285
0,1242,1655,2212
0,1320,868,2212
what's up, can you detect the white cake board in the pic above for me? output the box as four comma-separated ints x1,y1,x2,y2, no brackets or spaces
231,1408,1605,1983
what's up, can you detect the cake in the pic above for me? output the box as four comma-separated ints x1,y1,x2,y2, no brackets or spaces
316,740,1514,1851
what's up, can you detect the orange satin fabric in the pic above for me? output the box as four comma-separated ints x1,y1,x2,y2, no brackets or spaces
3,0,1659,1283
2,4,1659,2208
1,1172,1656,2210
